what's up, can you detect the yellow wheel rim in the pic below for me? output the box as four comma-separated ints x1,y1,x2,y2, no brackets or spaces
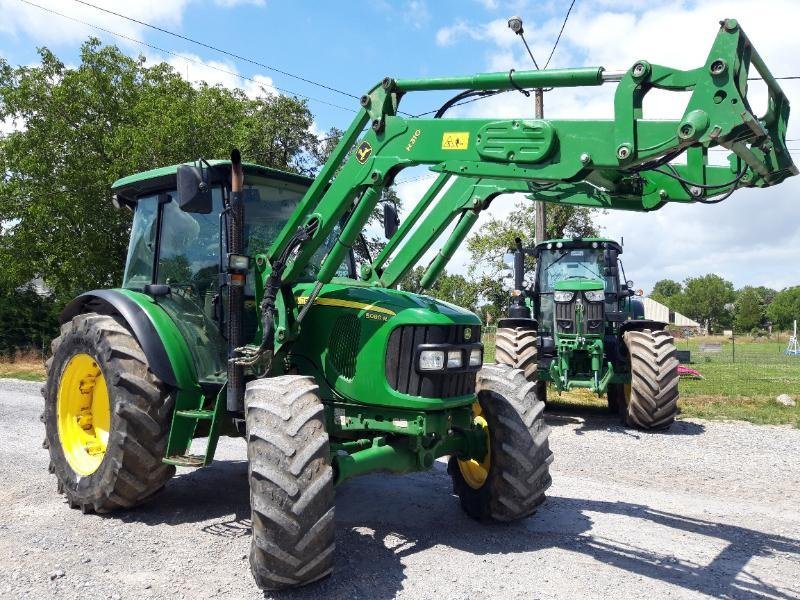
56,353,111,476
458,402,491,490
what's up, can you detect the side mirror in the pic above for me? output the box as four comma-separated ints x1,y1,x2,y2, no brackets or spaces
383,203,400,239
177,164,212,214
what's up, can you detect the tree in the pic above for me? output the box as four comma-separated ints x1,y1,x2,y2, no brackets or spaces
734,286,765,332
0,283,59,358
0,39,318,304
650,279,682,306
676,274,735,333
466,201,599,315
400,266,479,312
766,286,800,330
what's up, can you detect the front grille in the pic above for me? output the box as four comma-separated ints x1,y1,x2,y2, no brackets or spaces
330,314,361,379
385,325,480,398
555,294,605,334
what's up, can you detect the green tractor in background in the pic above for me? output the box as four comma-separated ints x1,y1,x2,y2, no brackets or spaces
496,237,679,429
39,19,795,590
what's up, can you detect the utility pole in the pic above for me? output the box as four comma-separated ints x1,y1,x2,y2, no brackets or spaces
508,16,547,244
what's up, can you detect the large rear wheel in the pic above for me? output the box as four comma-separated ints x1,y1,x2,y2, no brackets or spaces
621,329,679,430
245,376,335,590
448,365,553,521
42,313,175,513
495,326,547,401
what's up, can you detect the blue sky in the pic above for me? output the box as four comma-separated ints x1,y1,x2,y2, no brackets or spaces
1,0,799,292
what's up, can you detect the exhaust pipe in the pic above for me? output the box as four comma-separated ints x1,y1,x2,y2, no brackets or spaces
227,149,245,412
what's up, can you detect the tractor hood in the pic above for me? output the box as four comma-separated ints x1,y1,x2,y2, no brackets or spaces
292,281,480,325
554,278,604,292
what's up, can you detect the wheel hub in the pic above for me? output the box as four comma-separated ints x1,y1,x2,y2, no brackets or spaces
457,401,491,489
56,353,110,476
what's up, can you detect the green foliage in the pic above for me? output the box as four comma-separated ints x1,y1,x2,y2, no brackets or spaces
466,201,598,314
400,266,479,312
0,39,320,303
0,284,59,357
650,279,682,305
767,286,800,330
673,274,735,333
734,286,765,332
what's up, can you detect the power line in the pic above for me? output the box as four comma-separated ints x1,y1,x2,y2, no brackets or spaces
17,0,357,114
544,0,576,70
71,0,360,100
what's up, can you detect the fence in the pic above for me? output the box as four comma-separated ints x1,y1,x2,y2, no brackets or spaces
481,327,800,400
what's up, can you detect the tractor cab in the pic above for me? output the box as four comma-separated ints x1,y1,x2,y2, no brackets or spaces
531,238,637,337
111,161,356,386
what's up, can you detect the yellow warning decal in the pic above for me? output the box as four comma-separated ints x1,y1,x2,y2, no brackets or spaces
442,132,470,150
296,296,396,316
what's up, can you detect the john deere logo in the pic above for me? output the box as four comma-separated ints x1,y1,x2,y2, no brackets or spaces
355,141,372,164
464,328,472,341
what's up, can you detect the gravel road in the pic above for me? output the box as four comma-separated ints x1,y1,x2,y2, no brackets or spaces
2,378,799,600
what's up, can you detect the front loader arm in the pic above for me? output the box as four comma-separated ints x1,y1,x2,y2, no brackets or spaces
258,18,795,350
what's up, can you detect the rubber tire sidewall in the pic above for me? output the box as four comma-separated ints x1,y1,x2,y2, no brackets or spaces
45,323,128,508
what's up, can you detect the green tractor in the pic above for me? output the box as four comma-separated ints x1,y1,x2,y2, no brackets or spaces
496,237,679,429
41,20,795,590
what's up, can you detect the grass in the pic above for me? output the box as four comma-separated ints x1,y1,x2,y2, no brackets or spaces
0,353,46,381
3,334,798,427
484,331,800,428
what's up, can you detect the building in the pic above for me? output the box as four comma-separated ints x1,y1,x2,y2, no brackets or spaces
642,297,702,332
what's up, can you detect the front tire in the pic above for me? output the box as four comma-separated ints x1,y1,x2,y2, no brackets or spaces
448,365,553,521
42,312,175,513
495,326,547,401
245,376,335,591
621,329,679,430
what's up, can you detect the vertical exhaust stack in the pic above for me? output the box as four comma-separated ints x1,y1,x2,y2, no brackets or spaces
227,149,245,412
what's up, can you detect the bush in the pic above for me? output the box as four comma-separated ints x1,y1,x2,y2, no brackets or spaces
0,284,59,358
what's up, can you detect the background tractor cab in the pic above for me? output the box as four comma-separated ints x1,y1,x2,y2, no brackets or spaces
496,237,677,430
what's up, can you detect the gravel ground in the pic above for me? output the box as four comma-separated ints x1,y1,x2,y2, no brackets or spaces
2,378,799,600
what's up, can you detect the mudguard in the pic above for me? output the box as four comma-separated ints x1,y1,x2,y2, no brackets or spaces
617,319,667,337
497,317,538,330
60,289,195,389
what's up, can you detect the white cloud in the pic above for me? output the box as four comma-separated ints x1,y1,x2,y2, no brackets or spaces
163,52,277,97
0,0,190,46
403,0,431,30
427,1,800,290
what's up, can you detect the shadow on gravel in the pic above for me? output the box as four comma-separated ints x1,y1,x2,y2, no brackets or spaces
102,454,793,600
285,469,799,600
545,409,706,437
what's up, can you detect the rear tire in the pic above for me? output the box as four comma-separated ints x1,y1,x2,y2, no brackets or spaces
621,329,679,430
495,326,547,401
246,376,335,591
42,312,175,513
448,365,553,522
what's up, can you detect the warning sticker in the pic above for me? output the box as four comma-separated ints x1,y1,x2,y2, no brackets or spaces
441,132,470,150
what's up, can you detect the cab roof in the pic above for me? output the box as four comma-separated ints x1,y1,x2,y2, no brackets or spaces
111,160,314,203
534,237,623,254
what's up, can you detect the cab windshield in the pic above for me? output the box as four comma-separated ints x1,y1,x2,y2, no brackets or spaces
536,248,604,292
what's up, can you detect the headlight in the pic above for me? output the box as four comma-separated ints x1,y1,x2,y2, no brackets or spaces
584,290,605,302
469,348,482,366
227,253,250,272
554,291,574,302
447,350,463,368
419,350,445,371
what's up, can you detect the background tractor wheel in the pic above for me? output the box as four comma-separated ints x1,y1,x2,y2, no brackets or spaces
448,364,553,522
42,312,175,513
245,376,335,591
495,326,547,401
621,329,679,430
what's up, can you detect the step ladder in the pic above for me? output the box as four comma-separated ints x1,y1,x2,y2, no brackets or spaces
163,388,225,467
